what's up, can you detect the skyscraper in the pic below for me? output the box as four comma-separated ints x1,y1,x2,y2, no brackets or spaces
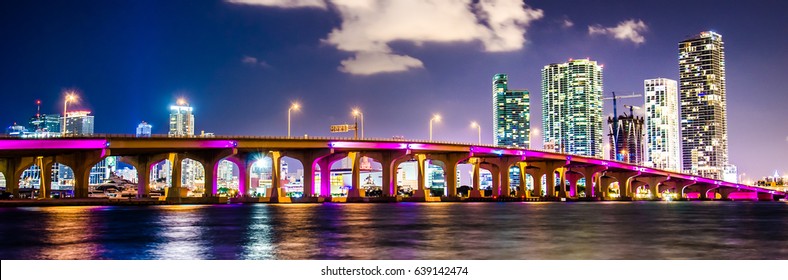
644,78,680,171
492,74,531,148
679,31,729,179
64,111,94,136
542,59,604,157
169,104,194,136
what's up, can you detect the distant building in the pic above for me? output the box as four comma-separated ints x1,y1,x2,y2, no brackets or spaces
136,121,152,137
644,78,680,171
169,104,194,137
679,31,729,179
64,111,94,136
29,114,61,134
5,124,28,137
608,113,644,164
492,74,531,148
542,58,604,157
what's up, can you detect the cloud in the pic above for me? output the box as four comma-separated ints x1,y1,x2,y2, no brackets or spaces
338,52,424,75
588,19,648,44
228,0,544,75
241,55,272,68
227,0,327,9
562,18,573,28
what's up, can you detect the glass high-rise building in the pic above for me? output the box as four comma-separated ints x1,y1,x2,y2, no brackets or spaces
644,78,680,171
169,105,194,136
492,74,530,148
64,111,94,136
679,31,729,179
542,59,604,157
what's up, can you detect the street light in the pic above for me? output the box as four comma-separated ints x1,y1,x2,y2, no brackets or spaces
352,108,364,139
429,114,441,141
62,91,77,137
470,121,481,144
288,103,300,138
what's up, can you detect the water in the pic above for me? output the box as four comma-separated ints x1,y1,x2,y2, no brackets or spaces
0,201,786,259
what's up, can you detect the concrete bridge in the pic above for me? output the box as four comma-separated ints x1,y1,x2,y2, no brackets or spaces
0,135,784,202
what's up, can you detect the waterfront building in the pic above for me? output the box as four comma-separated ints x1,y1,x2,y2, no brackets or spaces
644,78,680,171
542,58,604,157
64,111,94,136
136,121,152,137
679,31,729,179
492,74,531,148
169,104,194,136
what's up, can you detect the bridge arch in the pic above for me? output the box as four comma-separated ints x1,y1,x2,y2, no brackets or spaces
149,158,173,196
279,155,305,197
425,159,446,197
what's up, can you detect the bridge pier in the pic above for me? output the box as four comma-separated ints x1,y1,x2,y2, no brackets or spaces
527,161,566,198
516,162,530,198
527,169,544,197
470,158,484,198
577,165,607,198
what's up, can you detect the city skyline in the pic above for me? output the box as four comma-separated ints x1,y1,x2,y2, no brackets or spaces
1,0,786,178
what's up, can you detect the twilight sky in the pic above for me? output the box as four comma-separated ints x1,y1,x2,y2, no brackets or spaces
1,0,786,179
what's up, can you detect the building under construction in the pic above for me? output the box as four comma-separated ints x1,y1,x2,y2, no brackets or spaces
608,110,644,164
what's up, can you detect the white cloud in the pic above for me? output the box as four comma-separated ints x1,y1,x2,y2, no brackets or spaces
227,0,327,9
338,52,424,75
562,19,574,28
242,56,258,64
588,19,648,44
229,0,543,75
242,55,272,68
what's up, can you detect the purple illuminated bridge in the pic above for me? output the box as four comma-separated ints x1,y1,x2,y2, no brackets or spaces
0,136,783,202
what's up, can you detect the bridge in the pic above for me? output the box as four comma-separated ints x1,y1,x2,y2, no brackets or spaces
0,135,784,202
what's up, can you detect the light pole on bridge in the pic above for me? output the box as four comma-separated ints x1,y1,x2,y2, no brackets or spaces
288,102,300,138
470,121,481,145
429,114,441,141
62,91,77,137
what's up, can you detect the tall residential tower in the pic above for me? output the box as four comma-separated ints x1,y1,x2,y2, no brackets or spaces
679,31,729,179
492,74,530,148
644,78,680,171
169,104,194,137
542,59,604,157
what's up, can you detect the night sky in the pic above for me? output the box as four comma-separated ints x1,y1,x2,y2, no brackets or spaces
1,0,786,179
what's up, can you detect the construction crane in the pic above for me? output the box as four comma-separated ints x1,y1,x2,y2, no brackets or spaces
603,92,641,161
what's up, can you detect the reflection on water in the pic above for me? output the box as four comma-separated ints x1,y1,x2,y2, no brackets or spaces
0,201,786,259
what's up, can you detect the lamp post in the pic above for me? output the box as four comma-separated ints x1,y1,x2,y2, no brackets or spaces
429,114,441,141
288,103,300,138
62,92,77,137
470,121,481,144
352,108,364,139
530,128,540,149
